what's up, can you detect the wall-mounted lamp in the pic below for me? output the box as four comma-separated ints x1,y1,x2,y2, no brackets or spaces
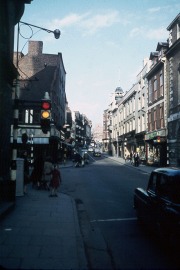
20,21,61,39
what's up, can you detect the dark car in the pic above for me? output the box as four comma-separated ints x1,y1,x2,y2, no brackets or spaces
134,167,180,245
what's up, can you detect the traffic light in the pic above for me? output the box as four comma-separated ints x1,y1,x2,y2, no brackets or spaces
41,99,51,133
157,136,161,143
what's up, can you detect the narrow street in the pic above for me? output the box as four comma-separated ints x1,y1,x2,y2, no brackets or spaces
61,156,179,269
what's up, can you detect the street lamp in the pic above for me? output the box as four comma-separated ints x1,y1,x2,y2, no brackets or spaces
11,21,61,184
20,21,61,39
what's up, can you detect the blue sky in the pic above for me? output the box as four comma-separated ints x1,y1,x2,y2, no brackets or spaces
16,0,180,127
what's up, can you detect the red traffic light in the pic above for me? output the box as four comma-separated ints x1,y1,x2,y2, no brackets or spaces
41,101,51,110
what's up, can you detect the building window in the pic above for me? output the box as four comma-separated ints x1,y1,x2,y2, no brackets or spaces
154,109,157,130
130,99,132,114
123,106,126,119
160,105,164,128
138,117,140,133
177,23,180,40
18,109,24,123
25,109,33,124
133,97,135,112
149,81,153,104
154,77,157,100
148,112,152,131
169,29,172,46
142,114,145,131
127,102,130,116
133,118,135,130
127,122,129,133
130,120,132,131
160,72,163,97
138,97,141,111
142,94,145,108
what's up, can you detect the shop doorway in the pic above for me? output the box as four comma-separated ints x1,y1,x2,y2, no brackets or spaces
177,128,180,166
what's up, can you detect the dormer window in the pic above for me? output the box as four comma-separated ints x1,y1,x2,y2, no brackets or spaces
169,29,172,46
177,23,180,39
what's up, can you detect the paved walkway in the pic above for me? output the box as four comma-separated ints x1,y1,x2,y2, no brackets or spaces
0,183,87,269
104,154,157,174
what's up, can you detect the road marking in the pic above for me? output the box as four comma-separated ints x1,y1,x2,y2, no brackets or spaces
90,217,137,223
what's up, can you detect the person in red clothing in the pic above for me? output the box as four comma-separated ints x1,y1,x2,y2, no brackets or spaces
49,164,61,197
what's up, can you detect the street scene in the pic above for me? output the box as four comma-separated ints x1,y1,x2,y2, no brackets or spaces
0,154,179,269
0,1,180,269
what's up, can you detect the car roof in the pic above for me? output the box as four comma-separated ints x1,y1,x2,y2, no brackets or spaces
153,167,180,176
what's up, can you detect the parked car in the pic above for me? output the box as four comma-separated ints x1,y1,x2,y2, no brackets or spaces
93,149,101,157
134,167,180,245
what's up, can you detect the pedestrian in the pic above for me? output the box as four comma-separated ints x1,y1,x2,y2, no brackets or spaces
49,164,61,197
31,154,44,189
134,152,139,167
74,152,82,167
63,152,67,165
130,152,133,165
43,156,53,190
22,151,30,194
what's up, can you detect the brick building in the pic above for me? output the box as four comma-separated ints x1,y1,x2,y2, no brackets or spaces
166,13,180,167
145,42,168,166
13,40,67,161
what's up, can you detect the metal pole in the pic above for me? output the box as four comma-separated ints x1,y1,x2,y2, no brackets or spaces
11,76,19,182
10,22,20,183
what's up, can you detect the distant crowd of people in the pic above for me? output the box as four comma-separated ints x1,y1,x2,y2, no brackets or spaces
125,152,140,167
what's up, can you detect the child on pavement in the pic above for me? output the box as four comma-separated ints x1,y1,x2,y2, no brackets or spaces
49,164,61,197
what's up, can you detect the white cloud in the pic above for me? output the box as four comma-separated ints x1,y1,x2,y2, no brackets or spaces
147,7,161,13
129,26,168,41
47,10,122,36
81,11,120,34
129,27,143,38
54,13,89,28
146,27,168,40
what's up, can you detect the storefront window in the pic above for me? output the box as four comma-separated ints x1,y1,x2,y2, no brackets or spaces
147,144,160,165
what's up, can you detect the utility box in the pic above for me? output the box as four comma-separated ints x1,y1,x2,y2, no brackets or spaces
16,158,24,196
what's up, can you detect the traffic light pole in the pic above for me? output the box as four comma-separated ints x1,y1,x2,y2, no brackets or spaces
10,76,20,183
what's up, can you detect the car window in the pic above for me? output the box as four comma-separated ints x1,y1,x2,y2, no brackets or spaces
168,176,180,204
158,175,180,203
148,173,158,192
158,175,169,199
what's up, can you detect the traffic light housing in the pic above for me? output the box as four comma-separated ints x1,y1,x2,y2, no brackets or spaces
41,99,51,133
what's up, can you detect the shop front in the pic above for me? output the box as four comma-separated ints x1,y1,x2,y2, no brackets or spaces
135,132,146,164
124,131,136,160
145,129,167,166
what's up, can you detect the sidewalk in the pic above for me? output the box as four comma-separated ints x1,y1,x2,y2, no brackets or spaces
0,182,87,269
103,154,157,175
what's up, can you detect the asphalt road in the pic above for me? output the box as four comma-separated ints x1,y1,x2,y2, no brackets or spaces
61,156,179,269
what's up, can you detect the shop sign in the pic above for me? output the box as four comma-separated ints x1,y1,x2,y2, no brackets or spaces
145,129,166,140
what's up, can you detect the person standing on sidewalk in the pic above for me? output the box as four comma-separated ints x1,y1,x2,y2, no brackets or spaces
49,164,61,197
43,157,53,190
31,154,44,189
134,152,139,167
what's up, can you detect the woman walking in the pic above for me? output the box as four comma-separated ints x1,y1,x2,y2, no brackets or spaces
43,157,53,190
49,164,61,197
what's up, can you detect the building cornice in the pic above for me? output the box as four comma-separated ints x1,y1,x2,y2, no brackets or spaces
145,61,164,79
166,38,180,57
